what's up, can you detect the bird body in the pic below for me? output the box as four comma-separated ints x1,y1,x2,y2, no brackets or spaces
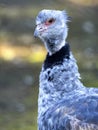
34,9,98,130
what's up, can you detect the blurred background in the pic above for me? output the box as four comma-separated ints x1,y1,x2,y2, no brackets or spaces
0,0,98,130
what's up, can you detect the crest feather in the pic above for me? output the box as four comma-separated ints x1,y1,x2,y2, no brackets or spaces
62,10,72,22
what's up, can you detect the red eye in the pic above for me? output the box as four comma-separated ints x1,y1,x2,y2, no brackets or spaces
45,18,55,25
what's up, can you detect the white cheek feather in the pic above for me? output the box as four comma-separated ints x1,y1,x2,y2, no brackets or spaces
61,21,65,28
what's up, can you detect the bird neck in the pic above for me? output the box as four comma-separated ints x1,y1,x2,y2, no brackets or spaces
44,43,70,70
43,35,67,56
38,43,84,117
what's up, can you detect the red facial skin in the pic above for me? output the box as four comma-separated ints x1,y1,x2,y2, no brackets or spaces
38,18,55,35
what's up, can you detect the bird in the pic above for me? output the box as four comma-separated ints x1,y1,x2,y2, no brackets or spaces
34,9,98,130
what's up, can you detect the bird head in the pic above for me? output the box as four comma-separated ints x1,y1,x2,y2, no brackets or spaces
34,9,71,55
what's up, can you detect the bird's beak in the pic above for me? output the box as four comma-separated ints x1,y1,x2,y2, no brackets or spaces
34,24,41,38
34,28,38,38
34,24,47,38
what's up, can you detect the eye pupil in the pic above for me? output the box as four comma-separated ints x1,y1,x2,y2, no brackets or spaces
45,18,55,25
48,19,54,23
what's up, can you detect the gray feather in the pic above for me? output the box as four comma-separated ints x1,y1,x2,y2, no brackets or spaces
34,9,98,130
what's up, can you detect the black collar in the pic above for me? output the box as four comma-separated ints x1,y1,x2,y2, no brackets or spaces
43,43,70,70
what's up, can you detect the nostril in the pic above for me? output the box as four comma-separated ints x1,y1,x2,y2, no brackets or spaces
39,27,43,30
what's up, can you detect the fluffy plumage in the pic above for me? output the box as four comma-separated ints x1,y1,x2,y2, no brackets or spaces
34,9,98,130
34,9,69,55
